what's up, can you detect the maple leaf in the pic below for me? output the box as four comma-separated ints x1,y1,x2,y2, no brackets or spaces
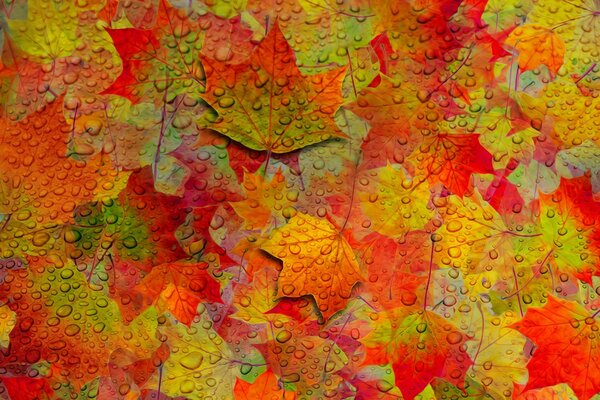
230,266,291,325
0,262,160,390
430,377,497,399
6,0,80,63
345,77,452,168
510,296,600,400
176,205,237,268
69,96,203,196
230,169,296,230
521,79,600,149
98,0,158,28
153,312,249,400
362,307,473,400
0,98,127,260
415,133,494,197
229,235,282,280
355,232,430,310
505,24,565,74
106,344,170,399
234,370,296,400
556,141,600,199
200,21,348,154
476,109,539,170
66,168,190,322
257,326,349,388
170,133,243,206
102,0,206,104
2,377,54,400
349,365,404,399
526,0,600,75
537,177,600,283
225,138,302,181
514,384,579,400
432,189,550,310
371,0,479,62
465,305,528,399
482,0,532,32
1,0,119,118
358,165,434,237
132,260,222,326
261,212,364,320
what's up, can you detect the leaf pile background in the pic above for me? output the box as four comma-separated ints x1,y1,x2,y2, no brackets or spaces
1,0,600,398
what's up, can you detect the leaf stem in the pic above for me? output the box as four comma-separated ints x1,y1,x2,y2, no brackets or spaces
512,266,524,317
0,214,12,233
263,149,272,176
157,365,163,400
575,63,597,83
423,237,435,311
472,302,485,365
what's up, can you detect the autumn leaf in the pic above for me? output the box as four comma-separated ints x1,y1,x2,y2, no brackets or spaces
527,0,600,75
510,296,600,400
200,21,348,153
229,235,282,280
362,307,473,400
153,312,249,400
371,0,478,62
476,108,539,170
355,232,430,310
345,77,453,169
66,168,190,322
537,176,600,283
556,141,600,199
350,365,404,399
517,79,600,149
102,0,206,104
230,265,291,325
106,344,170,400
430,377,497,399
1,0,119,117
0,261,160,390
257,325,349,388
505,24,565,74
3,0,600,397
6,0,80,62
0,304,15,348
132,260,222,326
261,212,364,319
99,0,158,28
415,133,495,197
358,165,434,237
464,305,528,399
2,377,54,400
0,98,127,260
234,370,296,400
230,169,296,230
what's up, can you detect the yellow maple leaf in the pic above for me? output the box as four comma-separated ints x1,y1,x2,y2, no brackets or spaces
359,165,434,237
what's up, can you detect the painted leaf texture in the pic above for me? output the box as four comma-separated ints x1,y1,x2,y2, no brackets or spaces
3,0,600,399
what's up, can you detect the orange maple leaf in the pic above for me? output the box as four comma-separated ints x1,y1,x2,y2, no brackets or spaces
132,260,222,326
261,212,364,320
230,169,295,230
505,24,565,74
0,98,126,259
511,296,600,400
